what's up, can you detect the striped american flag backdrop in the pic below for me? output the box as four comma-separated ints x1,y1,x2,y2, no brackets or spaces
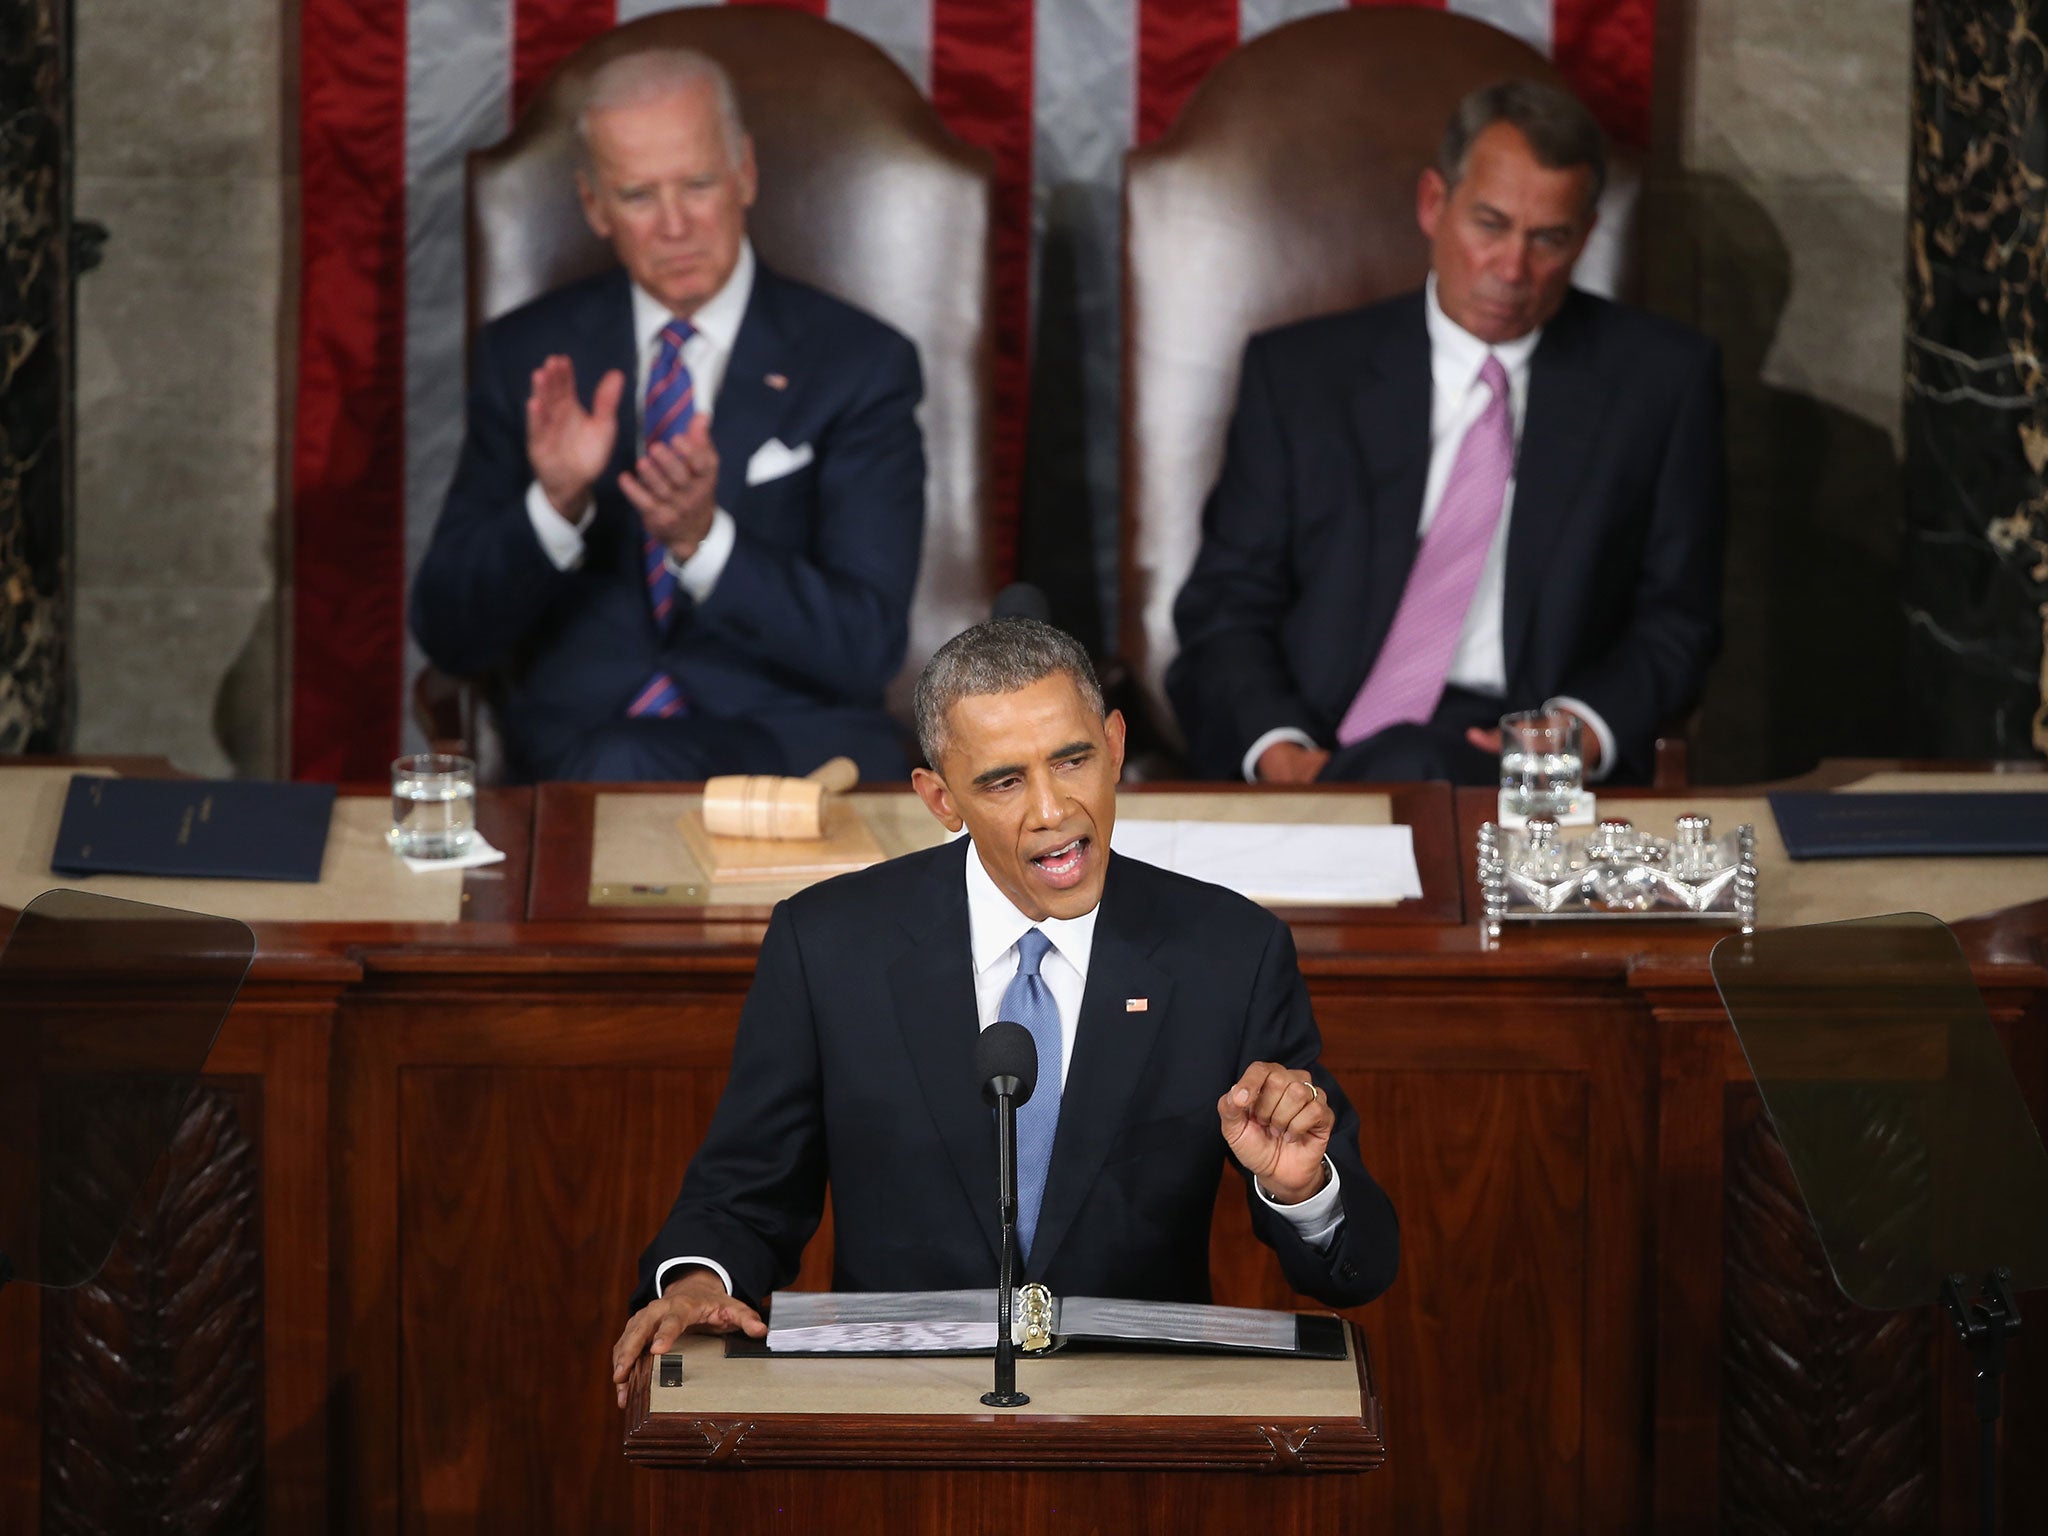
291,0,1654,780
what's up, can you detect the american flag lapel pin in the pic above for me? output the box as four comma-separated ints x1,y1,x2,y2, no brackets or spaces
764,372,789,391
1125,998,1149,1013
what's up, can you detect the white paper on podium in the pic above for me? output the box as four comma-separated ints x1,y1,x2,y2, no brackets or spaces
760,1289,1306,1355
765,1289,995,1353
1111,820,1422,904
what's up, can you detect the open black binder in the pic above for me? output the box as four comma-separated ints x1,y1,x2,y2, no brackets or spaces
723,1288,1348,1361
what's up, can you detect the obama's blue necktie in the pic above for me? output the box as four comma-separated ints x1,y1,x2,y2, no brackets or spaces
1000,928,1063,1259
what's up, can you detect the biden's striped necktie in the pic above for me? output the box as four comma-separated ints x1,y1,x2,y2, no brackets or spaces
627,319,695,721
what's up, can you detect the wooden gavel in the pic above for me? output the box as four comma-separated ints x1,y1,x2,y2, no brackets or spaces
700,757,860,841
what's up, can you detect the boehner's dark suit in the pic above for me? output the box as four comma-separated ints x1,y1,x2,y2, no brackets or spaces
1171,287,1724,784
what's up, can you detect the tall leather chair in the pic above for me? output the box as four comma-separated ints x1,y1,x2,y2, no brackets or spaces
419,9,994,768
1120,9,1639,762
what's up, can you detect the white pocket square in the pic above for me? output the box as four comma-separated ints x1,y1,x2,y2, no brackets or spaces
745,438,814,486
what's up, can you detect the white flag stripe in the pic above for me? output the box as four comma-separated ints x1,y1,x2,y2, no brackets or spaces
831,0,935,96
403,0,515,749
1031,0,1135,321
1032,0,1135,624
1574,174,1635,300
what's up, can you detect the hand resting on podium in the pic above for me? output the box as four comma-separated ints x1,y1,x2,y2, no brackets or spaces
611,1267,765,1408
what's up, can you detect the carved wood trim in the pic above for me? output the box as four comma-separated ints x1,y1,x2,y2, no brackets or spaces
625,1410,1386,1473
41,1082,264,1533
1720,1085,1933,1532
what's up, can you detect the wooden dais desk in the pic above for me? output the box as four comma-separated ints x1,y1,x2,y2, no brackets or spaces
623,1327,1384,1535
527,779,1466,925
6,763,2048,1534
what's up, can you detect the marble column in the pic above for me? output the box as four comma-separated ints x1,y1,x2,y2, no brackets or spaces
0,0,69,752
1904,1,2048,757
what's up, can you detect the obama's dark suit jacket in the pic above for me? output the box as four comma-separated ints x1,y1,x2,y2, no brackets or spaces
633,838,1399,1311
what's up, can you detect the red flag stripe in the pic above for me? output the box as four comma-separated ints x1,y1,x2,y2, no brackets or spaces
520,0,836,127
1552,0,1654,146
1136,0,1238,147
930,0,1034,581
291,0,411,780
512,0,615,120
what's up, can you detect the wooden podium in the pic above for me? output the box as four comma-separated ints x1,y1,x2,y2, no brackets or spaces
623,1326,1386,1534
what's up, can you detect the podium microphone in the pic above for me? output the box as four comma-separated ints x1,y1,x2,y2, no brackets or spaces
974,1021,1037,1408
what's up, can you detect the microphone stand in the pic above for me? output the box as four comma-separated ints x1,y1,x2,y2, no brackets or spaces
1943,1267,2021,1536
981,1086,1029,1408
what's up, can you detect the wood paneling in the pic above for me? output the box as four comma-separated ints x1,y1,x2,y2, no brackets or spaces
9,945,2048,1534
359,966,1650,1536
1992,989,2048,1536
1649,998,1732,1532
641,1465,1379,1535
0,1278,37,1529
0,966,344,1536
397,1066,729,1530
1377,1071,1590,1531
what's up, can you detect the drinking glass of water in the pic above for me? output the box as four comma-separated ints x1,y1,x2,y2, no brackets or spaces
389,754,476,859
1498,710,1583,821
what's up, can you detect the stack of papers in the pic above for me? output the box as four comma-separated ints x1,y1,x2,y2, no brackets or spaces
767,1291,995,1354
1110,820,1422,904
759,1288,1312,1356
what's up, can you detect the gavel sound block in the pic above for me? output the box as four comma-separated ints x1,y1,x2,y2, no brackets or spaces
680,757,886,882
700,756,860,841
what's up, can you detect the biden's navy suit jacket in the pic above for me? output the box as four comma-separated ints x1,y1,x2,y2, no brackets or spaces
411,262,925,781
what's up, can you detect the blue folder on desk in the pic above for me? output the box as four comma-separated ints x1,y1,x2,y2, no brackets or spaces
1768,791,2048,860
50,775,337,882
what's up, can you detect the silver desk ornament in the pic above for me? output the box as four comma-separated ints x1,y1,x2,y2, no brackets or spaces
1478,812,1757,941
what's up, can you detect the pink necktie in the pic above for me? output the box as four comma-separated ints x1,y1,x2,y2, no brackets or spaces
1335,354,1513,746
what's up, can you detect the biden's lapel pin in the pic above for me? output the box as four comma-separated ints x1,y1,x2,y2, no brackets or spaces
1125,998,1149,1013
765,372,789,391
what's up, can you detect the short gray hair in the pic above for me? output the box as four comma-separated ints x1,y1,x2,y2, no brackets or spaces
576,48,748,171
1438,79,1607,214
913,618,1105,768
